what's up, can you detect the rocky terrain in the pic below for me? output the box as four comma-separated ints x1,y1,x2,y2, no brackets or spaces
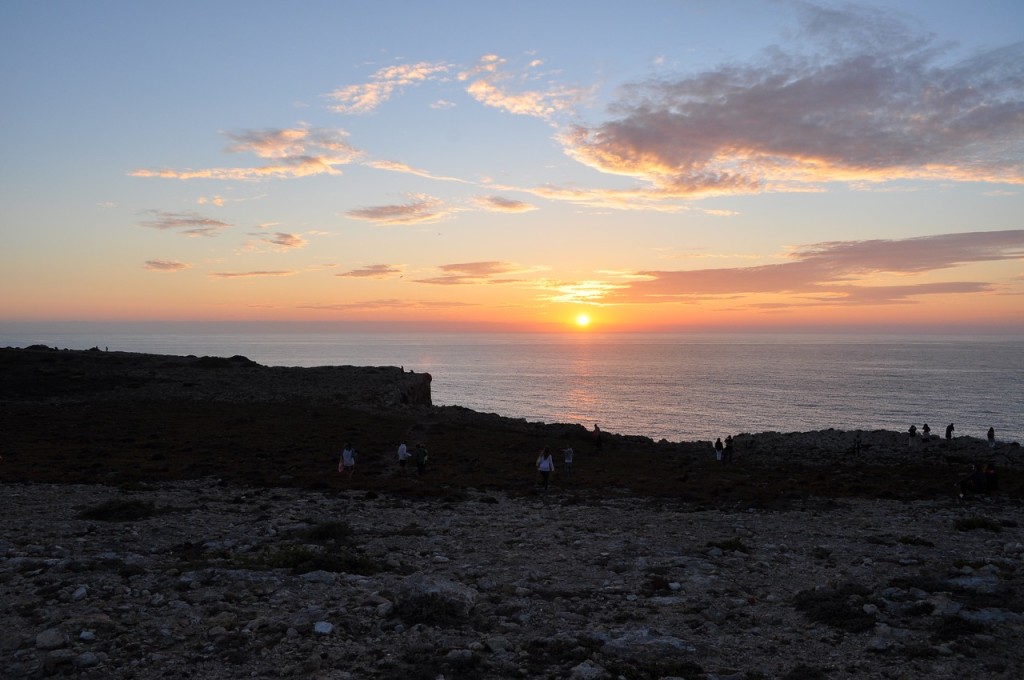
1,346,1022,679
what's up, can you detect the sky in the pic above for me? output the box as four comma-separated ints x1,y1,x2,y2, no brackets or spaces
1,0,1023,334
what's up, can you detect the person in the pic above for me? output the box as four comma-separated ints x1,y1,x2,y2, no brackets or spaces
957,463,986,500
908,425,917,447
987,427,995,448
723,436,734,464
536,447,555,490
414,443,428,476
397,441,410,471
945,423,955,441
922,423,931,438
593,424,602,451
338,442,356,478
714,438,724,462
562,446,574,477
852,432,862,454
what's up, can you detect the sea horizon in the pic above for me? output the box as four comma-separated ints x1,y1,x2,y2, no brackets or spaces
3,328,1022,446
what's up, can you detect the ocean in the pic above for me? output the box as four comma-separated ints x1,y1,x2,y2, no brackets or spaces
3,331,1022,444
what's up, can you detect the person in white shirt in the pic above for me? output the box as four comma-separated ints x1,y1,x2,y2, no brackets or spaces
536,447,555,490
339,443,356,478
562,446,574,477
397,441,410,471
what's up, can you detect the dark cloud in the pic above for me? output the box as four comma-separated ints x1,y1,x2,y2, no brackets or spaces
563,4,1024,196
612,229,1024,305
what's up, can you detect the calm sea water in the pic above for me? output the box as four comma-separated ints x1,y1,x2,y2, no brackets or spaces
3,331,1022,444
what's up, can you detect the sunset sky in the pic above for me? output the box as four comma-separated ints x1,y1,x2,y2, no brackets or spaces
2,0,1022,333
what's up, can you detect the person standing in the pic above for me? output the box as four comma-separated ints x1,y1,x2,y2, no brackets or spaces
945,423,955,441
536,447,555,491
339,442,356,478
987,427,996,448
397,441,410,471
714,438,724,462
562,446,574,477
922,423,931,438
414,443,428,476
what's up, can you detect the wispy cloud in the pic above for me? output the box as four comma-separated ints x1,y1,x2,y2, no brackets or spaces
299,298,473,310
605,230,1024,307
367,160,469,183
131,127,361,181
327,62,452,114
559,4,1024,197
415,261,521,285
210,270,296,279
337,264,403,279
144,260,190,272
473,195,537,213
346,194,450,225
245,232,308,252
138,210,231,237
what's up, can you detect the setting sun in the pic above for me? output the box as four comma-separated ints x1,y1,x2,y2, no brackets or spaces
575,313,591,328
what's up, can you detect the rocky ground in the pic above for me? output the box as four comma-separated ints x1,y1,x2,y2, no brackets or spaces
2,346,1022,678
2,480,1022,679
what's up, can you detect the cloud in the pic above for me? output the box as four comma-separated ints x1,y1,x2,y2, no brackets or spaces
473,195,537,213
197,195,225,207
414,261,521,285
299,298,474,310
131,126,361,181
144,260,190,272
138,210,231,237
337,264,403,279
248,232,308,252
606,230,1024,306
367,160,469,183
560,4,1024,197
210,270,296,279
346,194,449,225
327,62,451,114
459,54,588,120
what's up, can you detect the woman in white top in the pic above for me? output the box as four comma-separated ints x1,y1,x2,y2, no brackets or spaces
339,443,356,478
536,447,555,490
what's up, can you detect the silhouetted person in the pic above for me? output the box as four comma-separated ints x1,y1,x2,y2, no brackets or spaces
723,436,734,464
714,438,724,462
593,424,602,451
853,433,862,454
908,425,917,447
945,423,954,440
987,427,995,448
922,423,931,438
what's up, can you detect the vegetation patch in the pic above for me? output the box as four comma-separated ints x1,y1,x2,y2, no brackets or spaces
707,537,750,553
245,544,381,575
793,582,876,633
955,517,1002,533
77,498,158,522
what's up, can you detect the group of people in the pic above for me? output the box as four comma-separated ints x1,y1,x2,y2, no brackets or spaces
535,445,574,490
337,440,429,478
907,422,999,446
958,462,999,501
713,436,734,463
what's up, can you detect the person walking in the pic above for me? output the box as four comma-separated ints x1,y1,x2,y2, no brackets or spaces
562,446,574,477
536,447,555,491
945,423,955,441
338,442,356,478
397,441,410,471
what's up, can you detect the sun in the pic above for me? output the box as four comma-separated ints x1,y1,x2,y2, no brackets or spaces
575,313,592,328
